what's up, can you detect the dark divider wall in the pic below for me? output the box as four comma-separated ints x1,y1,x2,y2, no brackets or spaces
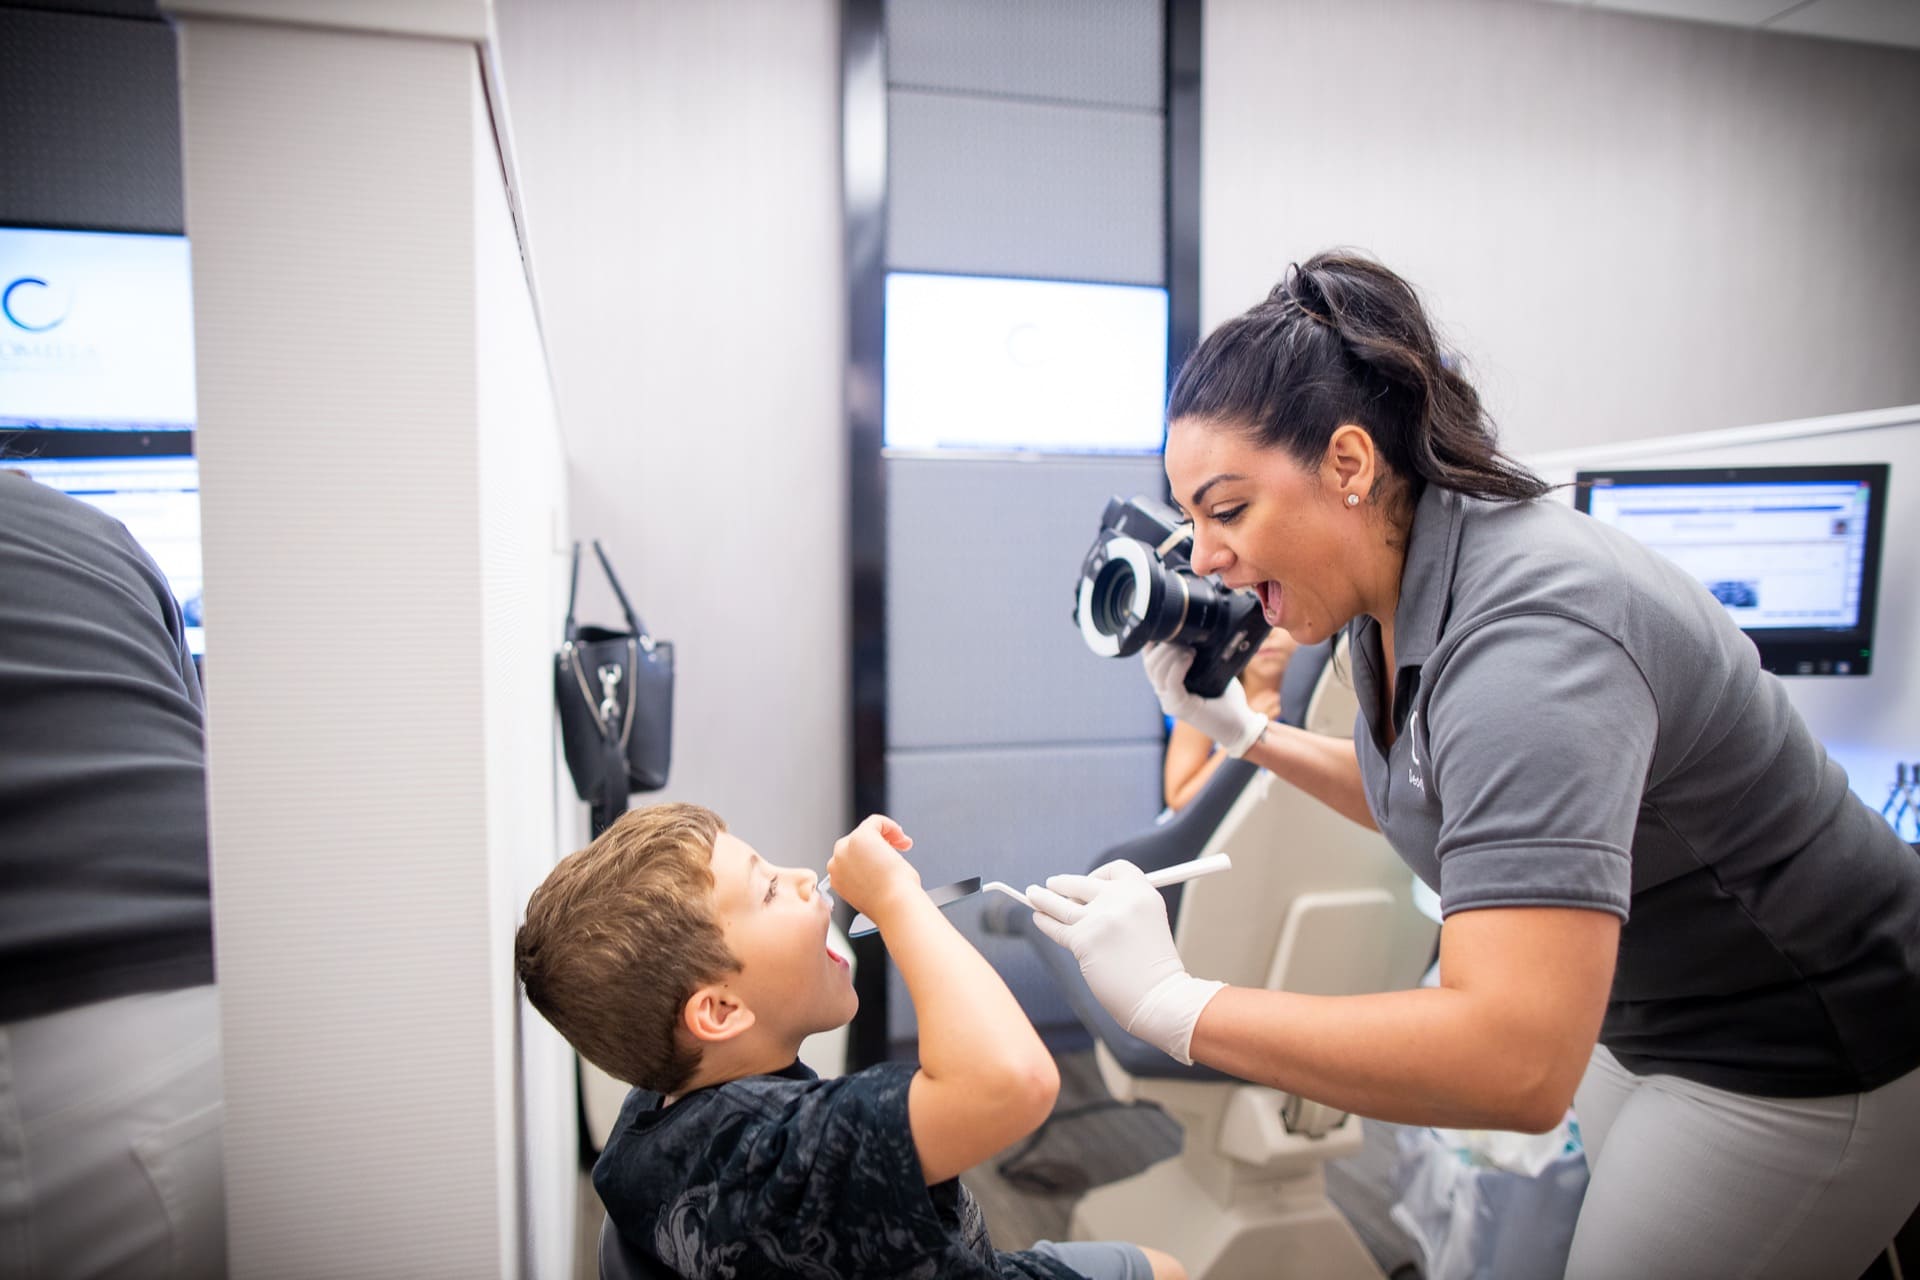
0,3,181,234
846,0,1201,1057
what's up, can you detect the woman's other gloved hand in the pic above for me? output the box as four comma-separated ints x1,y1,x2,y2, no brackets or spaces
1144,641,1268,758
1026,860,1225,1065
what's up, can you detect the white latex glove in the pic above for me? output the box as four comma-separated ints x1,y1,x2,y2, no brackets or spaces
1026,860,1226,1065
1144,641,1268,758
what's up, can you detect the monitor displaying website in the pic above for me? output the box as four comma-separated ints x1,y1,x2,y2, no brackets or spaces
1583,478,1872,630
1576,464,1889,677
8,452,204,657
0,227,197,430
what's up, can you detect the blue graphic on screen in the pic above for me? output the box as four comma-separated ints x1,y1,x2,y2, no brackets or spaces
0,227,196,430
884,272,1169,454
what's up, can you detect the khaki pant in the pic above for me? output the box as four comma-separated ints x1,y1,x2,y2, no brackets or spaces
0,986,225,1279
1568,1043,1920,1280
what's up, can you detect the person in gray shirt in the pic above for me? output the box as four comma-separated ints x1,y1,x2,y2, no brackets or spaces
1028,252,1920,1280
0,469,225,1277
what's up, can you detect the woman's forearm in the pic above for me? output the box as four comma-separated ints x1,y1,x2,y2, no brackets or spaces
1189,906,1619,1133
1192,985,1570,1132
1241,723,1377,829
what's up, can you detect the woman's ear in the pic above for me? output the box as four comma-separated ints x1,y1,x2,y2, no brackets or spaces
683,985,756,1045
1325,424,1378,500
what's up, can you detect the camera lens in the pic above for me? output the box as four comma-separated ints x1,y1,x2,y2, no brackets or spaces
1074,494,1272,697
1076,536,1162,657
1092,562,1136,635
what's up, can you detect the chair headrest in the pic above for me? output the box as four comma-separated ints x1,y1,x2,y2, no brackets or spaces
1277,638,1334,729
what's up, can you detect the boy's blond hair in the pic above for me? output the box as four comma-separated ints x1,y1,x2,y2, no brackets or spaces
516,802,739,1094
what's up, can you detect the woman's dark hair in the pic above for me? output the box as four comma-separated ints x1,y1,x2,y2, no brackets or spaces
1167,250,1547,510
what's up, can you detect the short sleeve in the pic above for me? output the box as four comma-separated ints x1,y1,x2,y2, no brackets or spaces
1424,614,1655,920
610,1063,978,1279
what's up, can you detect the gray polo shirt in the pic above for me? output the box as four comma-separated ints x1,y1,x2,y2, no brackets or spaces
0,470,212,1022
1352,483,1920,1098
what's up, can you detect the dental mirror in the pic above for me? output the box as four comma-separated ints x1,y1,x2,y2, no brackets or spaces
824,852,1232,938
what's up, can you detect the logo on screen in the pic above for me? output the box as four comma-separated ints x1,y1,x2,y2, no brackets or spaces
3,277,72,333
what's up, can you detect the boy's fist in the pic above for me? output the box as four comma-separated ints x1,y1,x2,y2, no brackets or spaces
826,814,918,921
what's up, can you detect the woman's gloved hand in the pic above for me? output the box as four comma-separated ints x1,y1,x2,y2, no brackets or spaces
1026,860,1225,1065
1144,642,1268,758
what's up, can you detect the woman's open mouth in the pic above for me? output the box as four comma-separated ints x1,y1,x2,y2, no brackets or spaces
1256,580,1283,626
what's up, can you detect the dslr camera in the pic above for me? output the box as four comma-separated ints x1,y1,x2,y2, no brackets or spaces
1073,494,1272,698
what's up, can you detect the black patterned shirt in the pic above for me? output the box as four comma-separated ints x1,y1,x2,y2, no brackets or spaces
593,1060,1084,1279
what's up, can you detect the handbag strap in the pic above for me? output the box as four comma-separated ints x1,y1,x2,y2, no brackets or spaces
590,539,650,641
563,541,583,637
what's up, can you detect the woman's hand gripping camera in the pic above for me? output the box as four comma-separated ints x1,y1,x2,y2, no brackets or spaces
1145,641,1270,758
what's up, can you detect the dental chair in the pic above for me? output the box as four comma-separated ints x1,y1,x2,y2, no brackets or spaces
995,638,1438,1280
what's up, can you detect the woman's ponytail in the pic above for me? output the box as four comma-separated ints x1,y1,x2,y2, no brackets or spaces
1169,250,1547,509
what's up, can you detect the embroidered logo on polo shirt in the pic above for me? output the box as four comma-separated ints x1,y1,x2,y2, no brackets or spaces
1408,710,1426,794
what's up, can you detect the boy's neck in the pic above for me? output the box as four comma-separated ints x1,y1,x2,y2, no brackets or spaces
669,1032,807,1101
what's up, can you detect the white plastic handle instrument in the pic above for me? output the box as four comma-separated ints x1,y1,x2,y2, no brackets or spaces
831,851,1234,936
983,850,1234,909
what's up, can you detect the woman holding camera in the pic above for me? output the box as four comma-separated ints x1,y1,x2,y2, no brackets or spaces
1028,251,1920,1278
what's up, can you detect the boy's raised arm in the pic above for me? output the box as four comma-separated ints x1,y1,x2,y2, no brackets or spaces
826,816,1060,1186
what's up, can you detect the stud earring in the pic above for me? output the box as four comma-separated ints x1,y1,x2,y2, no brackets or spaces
1345,492,1360,508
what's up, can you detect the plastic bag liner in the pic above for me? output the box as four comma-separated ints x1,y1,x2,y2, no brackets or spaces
1389,1115,1589,1280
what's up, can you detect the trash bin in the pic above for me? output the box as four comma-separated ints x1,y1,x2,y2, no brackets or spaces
1388,1115,1589,1279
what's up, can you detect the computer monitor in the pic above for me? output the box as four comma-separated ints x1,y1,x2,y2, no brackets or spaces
883,271,1169,454
1573,463,1889,676
0,226,196,431
4,429,204,658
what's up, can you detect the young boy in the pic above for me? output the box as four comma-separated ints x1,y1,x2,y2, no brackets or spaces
516,803,1185,1280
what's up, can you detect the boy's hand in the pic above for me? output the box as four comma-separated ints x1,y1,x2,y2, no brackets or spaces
825,814,918,924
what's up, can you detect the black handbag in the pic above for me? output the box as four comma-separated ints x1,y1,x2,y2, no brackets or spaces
556,540,673,832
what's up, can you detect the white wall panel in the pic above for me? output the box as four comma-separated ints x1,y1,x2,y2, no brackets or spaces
179,18,569,1277
490,0,847,873
471,70,577,1280
1202,0,1920,457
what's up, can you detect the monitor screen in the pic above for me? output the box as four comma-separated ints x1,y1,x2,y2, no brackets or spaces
1574,464,1889,676
0,227,197,430
5,431,204,657
883,272,1169,454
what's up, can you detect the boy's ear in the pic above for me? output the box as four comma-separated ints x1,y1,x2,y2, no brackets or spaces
682,984,756,1045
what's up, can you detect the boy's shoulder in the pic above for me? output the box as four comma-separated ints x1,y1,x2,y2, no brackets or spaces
601,1059,917,1172
594,1061,1087,1280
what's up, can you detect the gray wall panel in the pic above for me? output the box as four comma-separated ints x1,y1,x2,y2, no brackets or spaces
886,454,1169,749
885,0,1163,109
884,741,1166,1040
887,89,1164,284
0,9,182,233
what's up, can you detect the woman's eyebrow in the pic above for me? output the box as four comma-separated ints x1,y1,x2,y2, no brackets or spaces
1190,474,1244,508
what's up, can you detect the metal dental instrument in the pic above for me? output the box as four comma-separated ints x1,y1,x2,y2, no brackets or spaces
824,852,1234,936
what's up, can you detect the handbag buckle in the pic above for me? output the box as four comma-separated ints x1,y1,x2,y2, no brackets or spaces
597,663,623,725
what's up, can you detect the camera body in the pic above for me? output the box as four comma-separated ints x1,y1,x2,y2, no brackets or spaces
1073,494,1272,697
